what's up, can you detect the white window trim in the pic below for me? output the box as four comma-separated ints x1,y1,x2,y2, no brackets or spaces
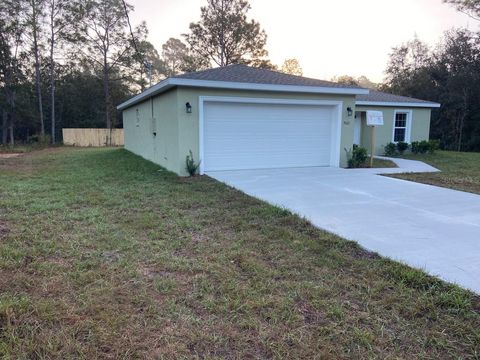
392,109,412,143
198,96,344,175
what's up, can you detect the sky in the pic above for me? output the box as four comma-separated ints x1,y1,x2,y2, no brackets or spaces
128,0,475,83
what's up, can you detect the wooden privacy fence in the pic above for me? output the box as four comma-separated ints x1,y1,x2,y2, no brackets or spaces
62,128,124,147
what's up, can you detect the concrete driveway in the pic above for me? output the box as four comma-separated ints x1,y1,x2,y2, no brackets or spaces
208,163,480,293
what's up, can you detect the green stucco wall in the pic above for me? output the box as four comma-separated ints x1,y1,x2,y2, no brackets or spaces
123,87,358,176
123,89,180,173
354,106,432,155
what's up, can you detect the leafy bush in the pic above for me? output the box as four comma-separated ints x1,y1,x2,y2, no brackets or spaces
418,140,430,154
27,134,51,146
412,140,439,154
396,141,409,154
185,150,200,176
411,141,420,154
345,144,368,168
384,142,397,156
428,139,440,154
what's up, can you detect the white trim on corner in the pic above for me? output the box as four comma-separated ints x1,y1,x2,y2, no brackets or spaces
198,96,344,175
356,100,440,108
392,109,413,143
117,77,369,110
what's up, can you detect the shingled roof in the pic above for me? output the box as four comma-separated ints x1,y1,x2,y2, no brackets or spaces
175,64,363,89
117,64,440,111
356,90,440,107
118,64,368,110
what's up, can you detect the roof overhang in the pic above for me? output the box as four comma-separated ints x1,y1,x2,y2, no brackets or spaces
117,77,369,111
355,101,440,108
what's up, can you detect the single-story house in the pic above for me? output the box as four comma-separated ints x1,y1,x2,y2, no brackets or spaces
117,65,440,176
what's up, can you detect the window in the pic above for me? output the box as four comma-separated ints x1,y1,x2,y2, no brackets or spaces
393,111,410,142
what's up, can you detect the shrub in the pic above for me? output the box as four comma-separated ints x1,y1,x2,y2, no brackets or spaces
345,144,368,168
412,140,439,154
396,141,409,154
418,140,430,154
384,142,397,156
27,134,51,146
411,141,420,154
428,139,440,154
185,150,200,176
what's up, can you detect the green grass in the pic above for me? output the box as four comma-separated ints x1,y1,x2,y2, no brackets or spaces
389,150,480,194
0,147,479,358
369,157,397,168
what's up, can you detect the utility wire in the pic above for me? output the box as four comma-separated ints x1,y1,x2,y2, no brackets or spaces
121,0,152,85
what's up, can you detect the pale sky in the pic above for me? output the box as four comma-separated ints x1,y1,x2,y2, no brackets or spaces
128,0,475,82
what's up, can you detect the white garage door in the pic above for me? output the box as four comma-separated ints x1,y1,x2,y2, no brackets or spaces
203,101,338,172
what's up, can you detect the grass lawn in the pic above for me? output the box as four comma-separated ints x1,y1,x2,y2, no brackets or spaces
389,150,480,195
367,157,397,168
0,148,479,358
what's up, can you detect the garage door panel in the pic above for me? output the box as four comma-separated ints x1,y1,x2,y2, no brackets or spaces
204,101,335,171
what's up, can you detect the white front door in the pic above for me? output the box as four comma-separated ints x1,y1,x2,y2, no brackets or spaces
202,100,338,172
354,112,362,145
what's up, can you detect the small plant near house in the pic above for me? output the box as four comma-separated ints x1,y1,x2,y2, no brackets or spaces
185,150,200,176
412,140,438,154
384,142,397,156
396,141,409,154
411,141,420,154
345,144,368,168
428,139,440,154
418,140,430,154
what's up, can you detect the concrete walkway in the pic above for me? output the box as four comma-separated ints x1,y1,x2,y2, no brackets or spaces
354,156,440,175
208,162,480,293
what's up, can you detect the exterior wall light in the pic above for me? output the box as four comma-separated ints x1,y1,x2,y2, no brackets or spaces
347,107,353,117
186,102,192,114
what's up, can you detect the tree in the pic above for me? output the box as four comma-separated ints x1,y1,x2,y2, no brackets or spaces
331,75,377,89
331,75,359,86
79,0,144,137
45,0,79,144
444,0,480,20
160,37,209,77
184,0,269,67
26,0,47,138
356,76,377,90
0,0,28,145
433,29,480,151
382,37,432,95
280,58,303,76
382,30,480,152
135,39,163,89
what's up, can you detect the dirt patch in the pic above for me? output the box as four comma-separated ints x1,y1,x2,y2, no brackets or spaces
0,153,22,159
0,220,10,237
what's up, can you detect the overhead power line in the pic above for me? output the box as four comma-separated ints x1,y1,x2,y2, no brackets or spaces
121,0,152,86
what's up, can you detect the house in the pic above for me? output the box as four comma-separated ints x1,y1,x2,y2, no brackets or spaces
117,65,440,176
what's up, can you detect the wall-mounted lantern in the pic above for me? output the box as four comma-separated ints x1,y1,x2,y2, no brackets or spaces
347,107,353,117
185,102,192,114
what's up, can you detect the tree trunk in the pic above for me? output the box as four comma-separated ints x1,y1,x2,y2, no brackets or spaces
32,0,45,137
8,113,14,146
103,55,111,145
49,11,56,144
457,89,468,152
1,109,7,145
